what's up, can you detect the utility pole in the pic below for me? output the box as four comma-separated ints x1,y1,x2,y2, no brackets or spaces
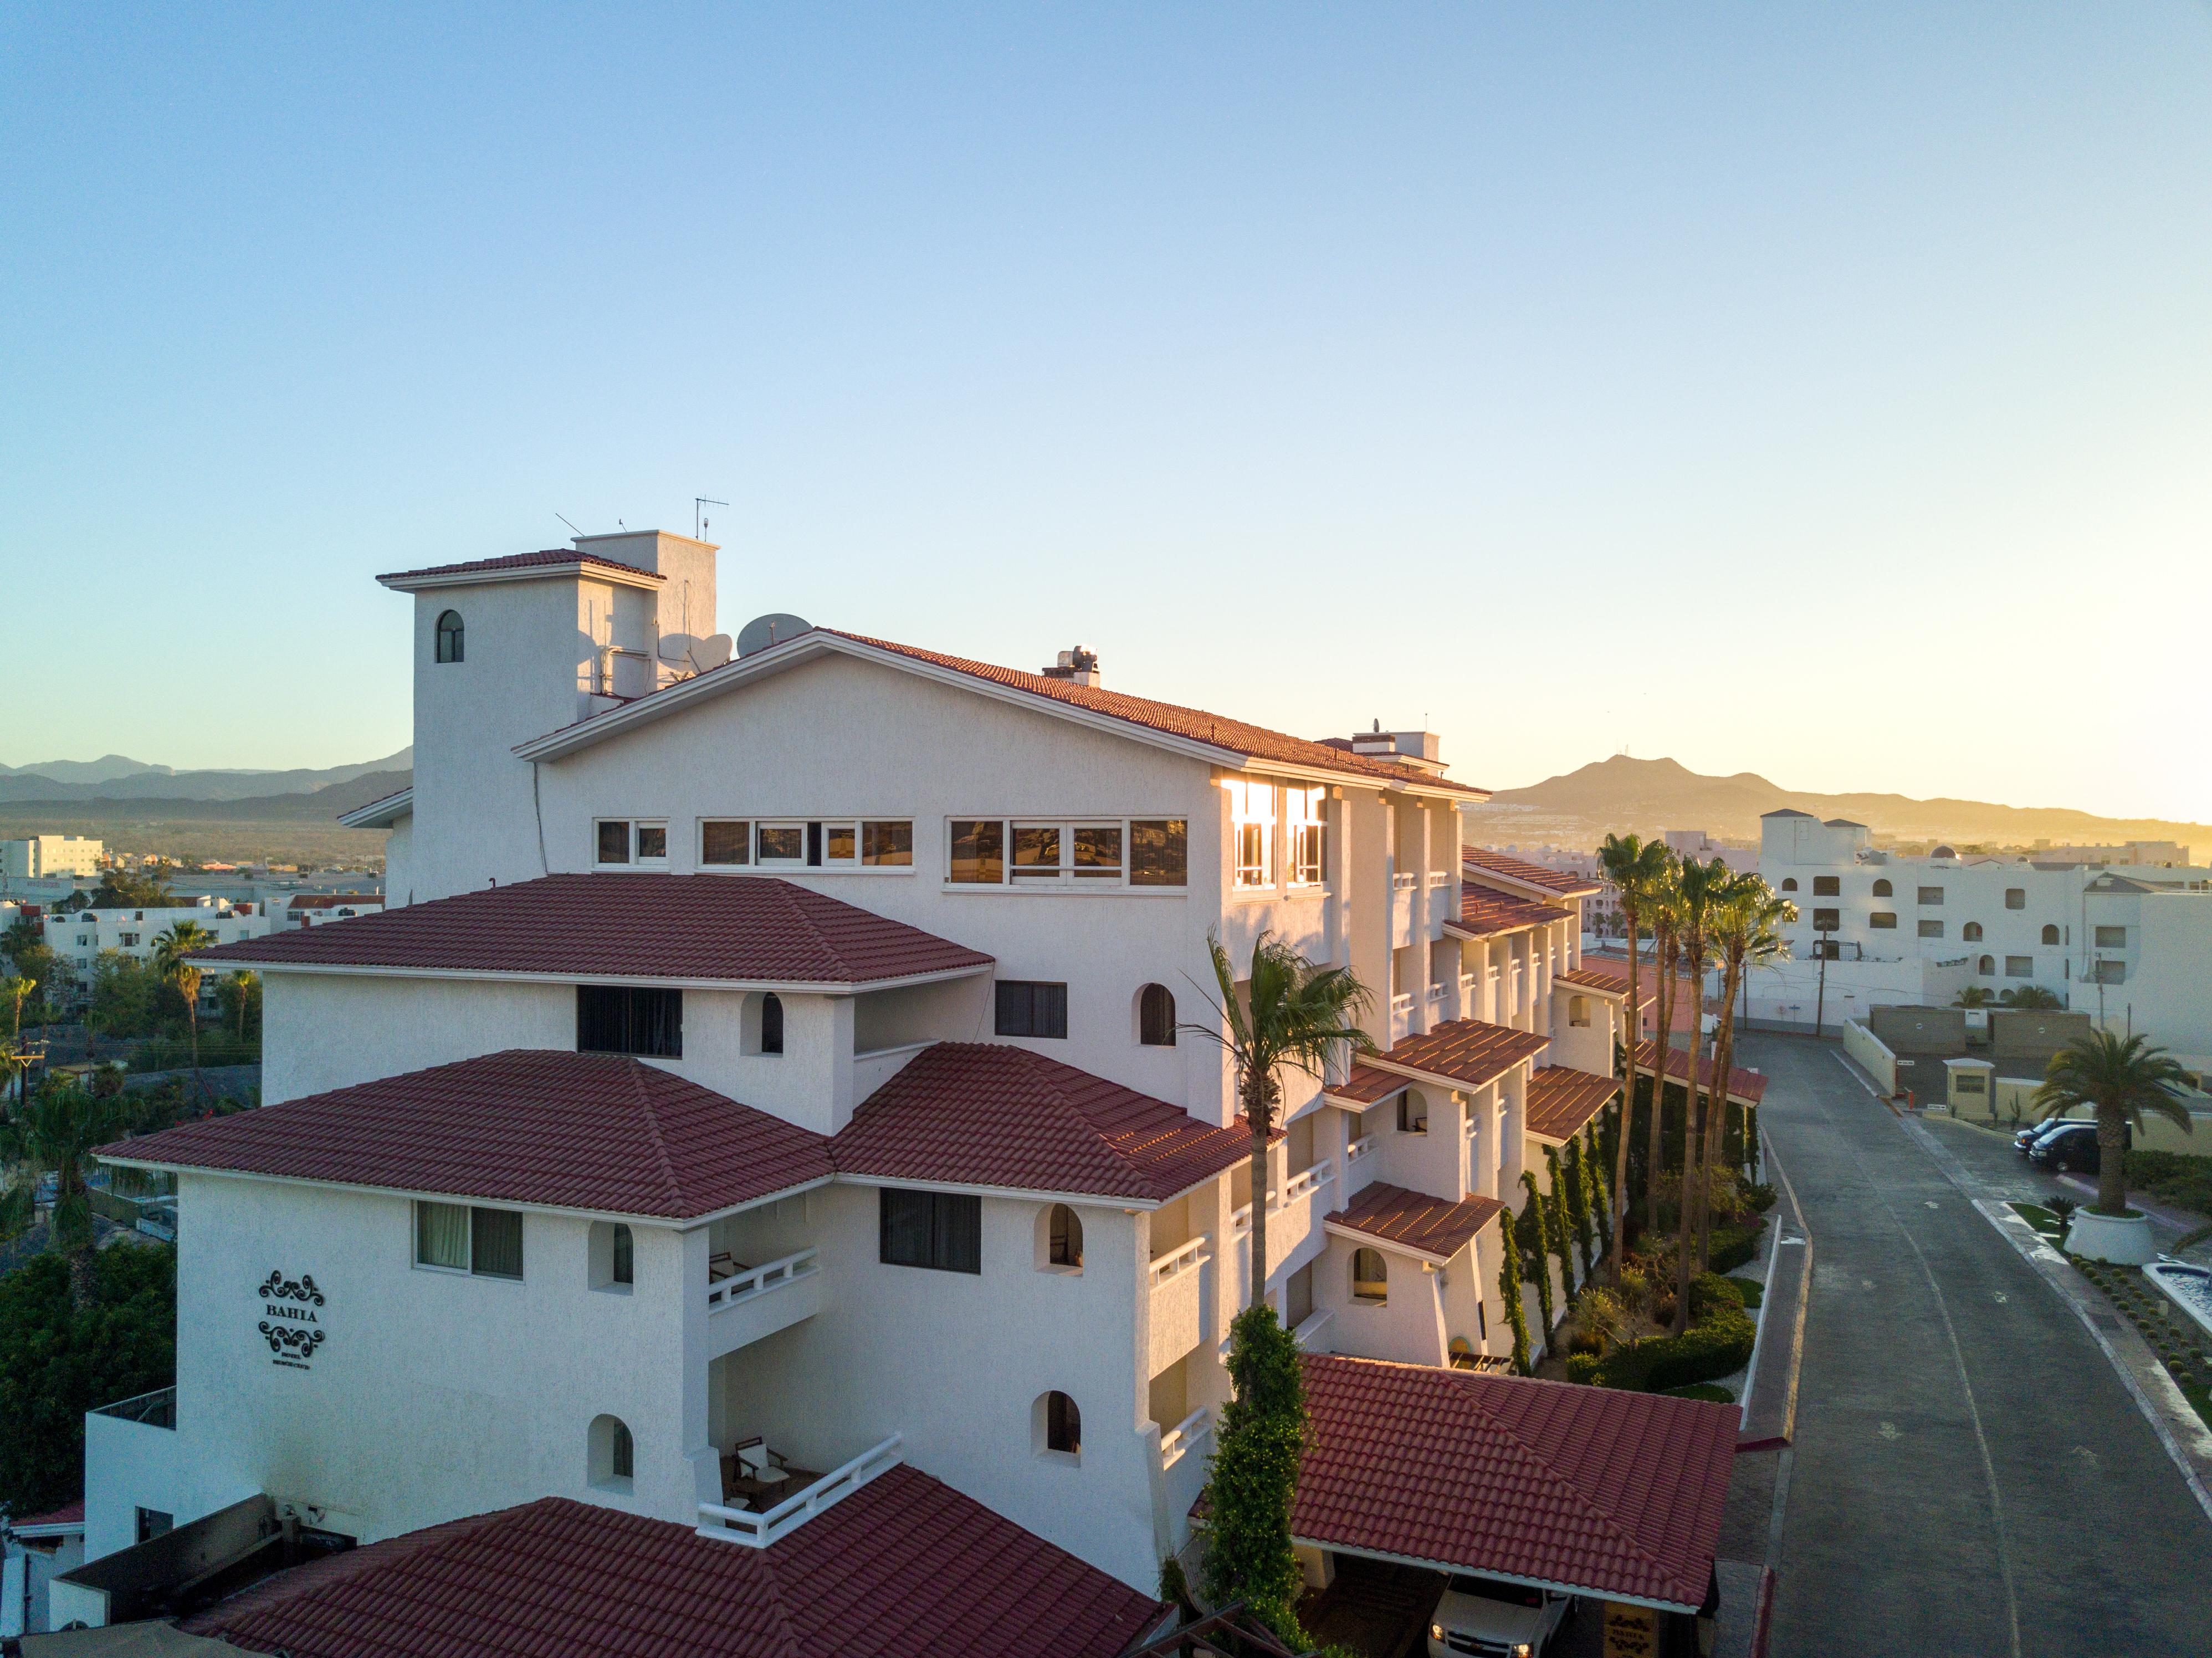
1812,924,1834,1039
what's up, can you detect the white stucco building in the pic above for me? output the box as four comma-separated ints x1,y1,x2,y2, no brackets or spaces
2,835,103,882
32,899,274,1011
72,531,1641,1618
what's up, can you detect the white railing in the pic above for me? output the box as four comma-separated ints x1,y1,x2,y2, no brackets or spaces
1160,1406,1211,1470
1427,871,1450,888
705,1246,821,1313
1460,973,1476,992
1232,1160,1335,1235
1392,871,1420,891
1390,991,1415,1015
697,1434,903,1548
1291,1307,1334,1350
1425,983,1446,1003
1345,1133,1374,1164
1149,1234,1211,1287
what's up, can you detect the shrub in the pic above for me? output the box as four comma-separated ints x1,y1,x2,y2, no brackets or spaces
1199,1304,1305,1635
1566,1351,1602,1385
1743,1182,1778,1214
1708,1219,1765,1276
1571,1273,1755,1394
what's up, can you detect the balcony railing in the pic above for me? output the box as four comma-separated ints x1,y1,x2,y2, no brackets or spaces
698,1434,903,1548
1160,1406,1211,1470
1425,982,1446,1004
1427,871,1451,888
1232,1159,1335,1236
1391,871,1420,891
92,1386,175,1429
1390,991,1415,1016
1345,1133,1374,1164
1149,1234,1211,1287
1459,973,1476,992
705,1246,821,1314
1291,1307,1334,1350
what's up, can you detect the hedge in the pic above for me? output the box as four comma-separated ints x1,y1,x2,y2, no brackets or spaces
1708,1219,1765,1276
1565,1275,1756,1393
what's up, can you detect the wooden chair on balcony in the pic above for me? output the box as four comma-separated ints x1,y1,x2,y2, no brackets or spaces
708,1251,748,1284
723,1436,792,1509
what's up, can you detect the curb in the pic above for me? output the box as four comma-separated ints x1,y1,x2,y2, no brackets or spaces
1736,1139,1811,1451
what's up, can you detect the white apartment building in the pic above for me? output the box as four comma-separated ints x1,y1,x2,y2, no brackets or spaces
34,899,274,1009
69,531,1647,1630
1,834,103,881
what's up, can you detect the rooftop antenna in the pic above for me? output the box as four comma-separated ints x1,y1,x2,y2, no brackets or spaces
695,497,728,540
555,512,585,539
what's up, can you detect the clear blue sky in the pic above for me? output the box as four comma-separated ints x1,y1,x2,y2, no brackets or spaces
5,6,2208,819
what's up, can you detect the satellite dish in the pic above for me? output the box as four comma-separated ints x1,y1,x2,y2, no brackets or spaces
692,633,734,671
736,613,813,658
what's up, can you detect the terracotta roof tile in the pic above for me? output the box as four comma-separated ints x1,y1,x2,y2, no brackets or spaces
182,1472,1160,1658
1326,1181,1503,1262
1554,965,1633,996
1635,1041,1769,1104
833,1043,1255,1201
190,874,994,987
1462,848,1603,898
1366,1020,1550,1092
376,549,666,585
100,1050,834,1220
10,1499,84,1531
1294,1355,1736,1610
1448,892,1573,939
1323,1064,1409,1107
826,631,1486,795
1524,1067,1621,1142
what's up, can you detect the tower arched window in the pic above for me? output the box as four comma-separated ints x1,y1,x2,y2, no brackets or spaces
760,993,784,1055
1352,1248,1388,1303
588,1414,634,1492
1978,955,1995,976
1780,878,1798,893
435,610,464,663
1035,1391,1082,1459
1963,922,1983,941
1872,879,1893,898
2041,924,2060,946
1138,983,1176,1046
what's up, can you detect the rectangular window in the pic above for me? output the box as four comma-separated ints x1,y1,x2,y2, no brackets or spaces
416,1200,470,1270
1917,887,1944,906
949,820,1005,884
995,980,1068,1038
577,985,683,1057
1072,824,1123,879
756,824,805,864
862,820,913,866
597,820,631,864
1812,876,1840,897
1012,825,1063,879
701,820,751,865
2005,956,2034,978
879,1188,982,1274
2095,925,2127,949
634,822,667,862
1812,908,1840,931
1955,1073,1986,1094
1130,819,1187,887
2092,959,2126,984
1869,912,1897,929
136,1509,173,1544
2005,888,2026,910
1918,919,1944,938
416,1201,523,1278
1287,787,1327,886
1397,1093,1428,1134
1228,779,1276,888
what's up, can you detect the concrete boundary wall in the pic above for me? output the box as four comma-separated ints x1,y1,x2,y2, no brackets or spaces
1842,1021,1897,1096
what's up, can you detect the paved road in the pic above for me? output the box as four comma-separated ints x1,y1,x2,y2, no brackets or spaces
1742,1031,2212,1658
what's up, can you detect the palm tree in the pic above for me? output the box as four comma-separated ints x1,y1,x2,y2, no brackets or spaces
1642,854,1683,1236
153,921,216,1099
1698,877,1793,1266
0,1077,139,1306
1670,857,1728,1332
1188,933,1375,1310
3,974,32,1046
1596,833,1671,1281
1999,985,2062,1011
1954,986,1994,1009
2031,1031,2192,1216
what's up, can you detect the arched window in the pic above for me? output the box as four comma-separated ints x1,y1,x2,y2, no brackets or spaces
435,610,464,663
588,1220,633,1291
760,993,784,1056
1978,955,1995,976
1138,983,1176,1046
1963,922,1983,941
1568,995,1590,1028
1872,879,1893,898
1352,1247,1388,1303
589,1414,634,1491
1780,878,1798,892
2041,924,2060,946
1036,1391,1082,1459
1041,1204,1083,1270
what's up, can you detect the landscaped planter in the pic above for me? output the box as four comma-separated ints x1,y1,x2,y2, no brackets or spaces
2067,1209,2157,1265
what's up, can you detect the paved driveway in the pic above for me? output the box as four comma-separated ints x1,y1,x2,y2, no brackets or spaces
1741,1032,2212,1658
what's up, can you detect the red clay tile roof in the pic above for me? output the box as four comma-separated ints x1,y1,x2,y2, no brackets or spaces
1573,955,1704,1029
190,874,994,987
376,548,665,585
826,631,1486,796
10,1499,84,1531
1462,848,1604,898
1294,1355,1737,1610
1326,1181,1503,1262
1554,965,1632,997
1524,1067,1621,1142
99,1051,834,1220
1366,1020,1550,1091
834,1043,1257,1201
181,1471,1160,1658
1323,1064,1409,1107
1635,1041,1769,1104
1448,892,1573,939
288,894,381,912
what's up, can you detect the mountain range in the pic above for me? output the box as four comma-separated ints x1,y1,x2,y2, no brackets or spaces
0,750,411,804
1468,755,2210,854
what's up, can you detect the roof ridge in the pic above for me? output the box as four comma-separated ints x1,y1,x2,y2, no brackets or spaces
773,878,849,983
621,1056,689,1214
1012,1048,1147,1189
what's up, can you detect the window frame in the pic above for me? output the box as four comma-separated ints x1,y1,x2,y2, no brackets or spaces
1869,912,1898,929
878,1188,983,1275
414,1200,525,1281
1812,876,1840,897
2094,925,2127,949
594,819,667,869
996,980,1069,1040
1138,982,1177,1047
944,816,1186,891
434,609,464,664
1286,786,1328,888
577,984,684,1058
1227,780,1277,891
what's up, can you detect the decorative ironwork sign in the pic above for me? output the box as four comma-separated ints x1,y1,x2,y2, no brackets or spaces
257,1270,327,1370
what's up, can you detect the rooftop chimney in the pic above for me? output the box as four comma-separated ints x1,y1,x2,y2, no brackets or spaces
1041,646,1100,689
1349,726,1447,774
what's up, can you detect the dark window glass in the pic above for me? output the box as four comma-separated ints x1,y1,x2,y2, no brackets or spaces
1962,922,1983,941
611,1420,633,1479
611,1224,633,1285
1780,878,1797,892
1397,1092,1427,1134
1048,1205,1082,1267
1046,1391,1081,1454
1813,876,1840,897
2095,925,2127,948
1130,819,1187,887
996,980,1068,1039
2005,888,2026,910
136,1508,174,1544
1139,983,1176,1046
577,985,683,1057
702,821,751,864
807,821,823,866
2041,924,2060,945
1870,912,1897,929
757,825,803,862
1012,825,1062,877
1872,879,1893,897
597,821,631,864
1918,919,1944,938
1812,908,1839,931
862,821,913,866
950,820,1005,883
1073,825,1123,878
1918,887,1944,905
636,823,667,861
761,992,784,1055
879,1188,982,1273
472,1207,524,1279
435,610,464,663
825,822,856,862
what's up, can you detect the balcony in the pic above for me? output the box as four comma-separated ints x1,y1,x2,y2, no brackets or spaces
697,1434,903,1548
852,1040,932,1102
1291,1307,1334,1351
1148,1235,1211,1376
1232,1158,1335,1291
93,1386,175,1429
704,1246,823,1360
1391,871,1421,892
1156,1406,1212,1540
1426,871,1451,888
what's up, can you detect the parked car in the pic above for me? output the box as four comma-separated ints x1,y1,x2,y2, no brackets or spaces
2017,1118,2087,1155
1428,1575,1575,1657
2029,1121,2127,1174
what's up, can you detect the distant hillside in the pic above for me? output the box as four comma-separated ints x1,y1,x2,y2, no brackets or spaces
0,749,411,804
0,771,411,825
1467,755,2210,856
